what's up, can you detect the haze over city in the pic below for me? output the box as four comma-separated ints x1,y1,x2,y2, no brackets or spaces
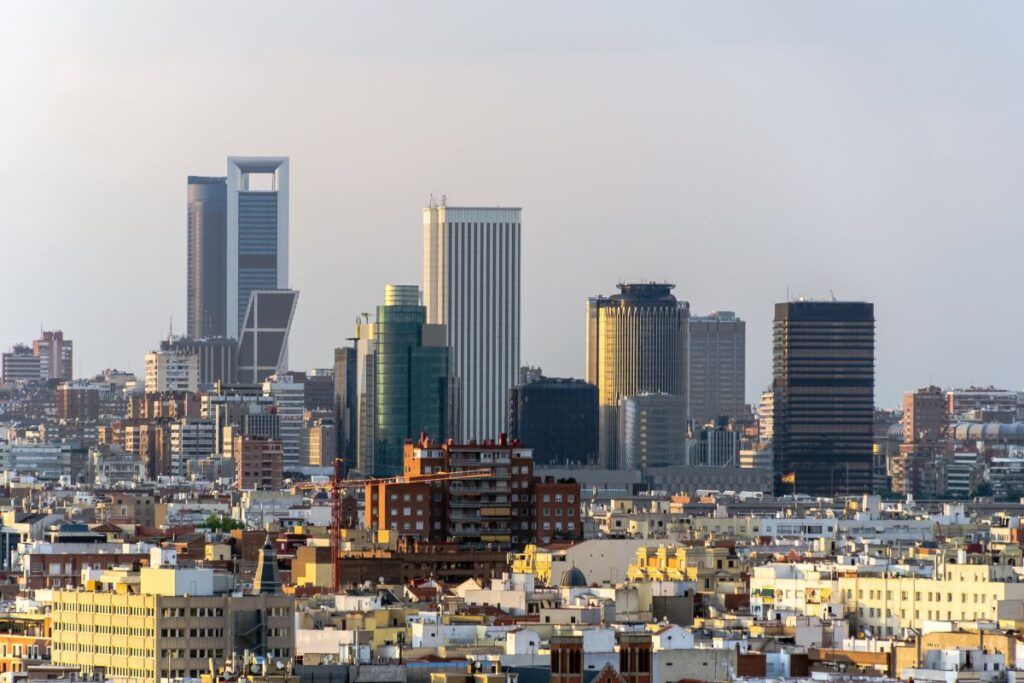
4,1,1024,404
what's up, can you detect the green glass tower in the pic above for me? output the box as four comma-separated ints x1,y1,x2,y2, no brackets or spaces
373,285,451,475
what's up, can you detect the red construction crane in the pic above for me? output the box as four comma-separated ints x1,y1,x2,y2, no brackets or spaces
295,459,491,591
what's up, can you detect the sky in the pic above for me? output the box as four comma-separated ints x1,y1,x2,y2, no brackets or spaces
2,1,1023,407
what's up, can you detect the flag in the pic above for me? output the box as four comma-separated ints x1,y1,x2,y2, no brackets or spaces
781,472,796,484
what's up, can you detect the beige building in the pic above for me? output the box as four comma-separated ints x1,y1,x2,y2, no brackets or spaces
586,283,689,469
838,562,1024,637
144,350,199,393
50,563,294,683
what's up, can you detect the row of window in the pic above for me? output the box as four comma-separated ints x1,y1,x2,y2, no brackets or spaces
53,624,153,637
53,642,154,657
55,603,153,616
160,628,225,638
851,589,994,604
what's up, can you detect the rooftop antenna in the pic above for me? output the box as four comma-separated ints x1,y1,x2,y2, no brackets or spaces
829,290,837,302
440,194,447,207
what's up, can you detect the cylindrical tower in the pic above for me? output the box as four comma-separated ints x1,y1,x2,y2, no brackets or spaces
585,283,689,468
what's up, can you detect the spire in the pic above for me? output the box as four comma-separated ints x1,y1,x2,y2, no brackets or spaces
252,534,280,595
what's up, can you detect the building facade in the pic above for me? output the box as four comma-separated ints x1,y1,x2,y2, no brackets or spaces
235,435,284,490
262,374,305,471
618,393,687,469
507,377,598,466
144,350,199,394
226,157,289,339
33,330,73,381
586,283,689,469
186,176,228,339
372,285,452,476
772,300,875,496
161,336,237,386
423,203,521,443
688,311,746,426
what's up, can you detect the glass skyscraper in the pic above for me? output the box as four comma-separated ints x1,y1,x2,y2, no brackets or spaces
186,176,227,339
772,300,875,496
373,285,452,476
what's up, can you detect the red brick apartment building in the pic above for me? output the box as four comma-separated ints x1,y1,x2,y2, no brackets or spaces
365,434,582,548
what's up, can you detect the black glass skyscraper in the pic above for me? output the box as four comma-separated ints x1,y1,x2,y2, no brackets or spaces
186,176,227,339
508,377,598,466
772,300,875,496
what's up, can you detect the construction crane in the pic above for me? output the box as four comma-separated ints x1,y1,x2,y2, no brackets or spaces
294,459,492,591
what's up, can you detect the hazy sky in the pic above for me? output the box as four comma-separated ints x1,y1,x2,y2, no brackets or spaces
2,2,1022,406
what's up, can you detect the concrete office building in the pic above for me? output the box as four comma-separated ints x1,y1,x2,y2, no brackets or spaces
423,202,521,442
772,299,875,496
586,283,689,469
688,311,745,426
618,393,687,469
226,157,289,339
49,561,294,683
144,350,199,394
262,373,305,471
186,176,228,339
508,377,598,466
1,344,41,383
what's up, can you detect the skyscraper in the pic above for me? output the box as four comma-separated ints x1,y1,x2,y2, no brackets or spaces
236,289,299,384
372,285,452,475
186,176,228,339
423,202,521,442
688,311,746,426
772,299,875,496
586,283,689,468
226,157,289,339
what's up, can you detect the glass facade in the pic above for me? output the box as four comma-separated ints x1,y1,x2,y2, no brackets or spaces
373,289,450,476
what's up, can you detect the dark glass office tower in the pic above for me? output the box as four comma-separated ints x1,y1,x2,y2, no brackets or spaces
772,300,875,496
186,176,227,339
508,377,598,466
374,285,451,476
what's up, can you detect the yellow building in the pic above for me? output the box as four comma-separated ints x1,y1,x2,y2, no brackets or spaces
50,565,294,683
509,545,553,585
838,562,1024,637
626,544,739,590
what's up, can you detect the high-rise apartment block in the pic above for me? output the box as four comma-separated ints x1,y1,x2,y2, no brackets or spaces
688,311,745,426
507,376,598,466
423,203,521,442
144,350,199,394
586,283,689,469
56,382,100,422
772,300,875,496
903,385,947,444
186,176,228,339
235,434,284,490
365,435,582,547
262,373,305,471
33,330,73,381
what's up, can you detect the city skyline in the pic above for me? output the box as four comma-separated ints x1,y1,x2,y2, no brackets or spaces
5,2,1024,406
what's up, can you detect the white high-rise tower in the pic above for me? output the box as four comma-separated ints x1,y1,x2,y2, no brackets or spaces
423,202,521,442
226,156,290,339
